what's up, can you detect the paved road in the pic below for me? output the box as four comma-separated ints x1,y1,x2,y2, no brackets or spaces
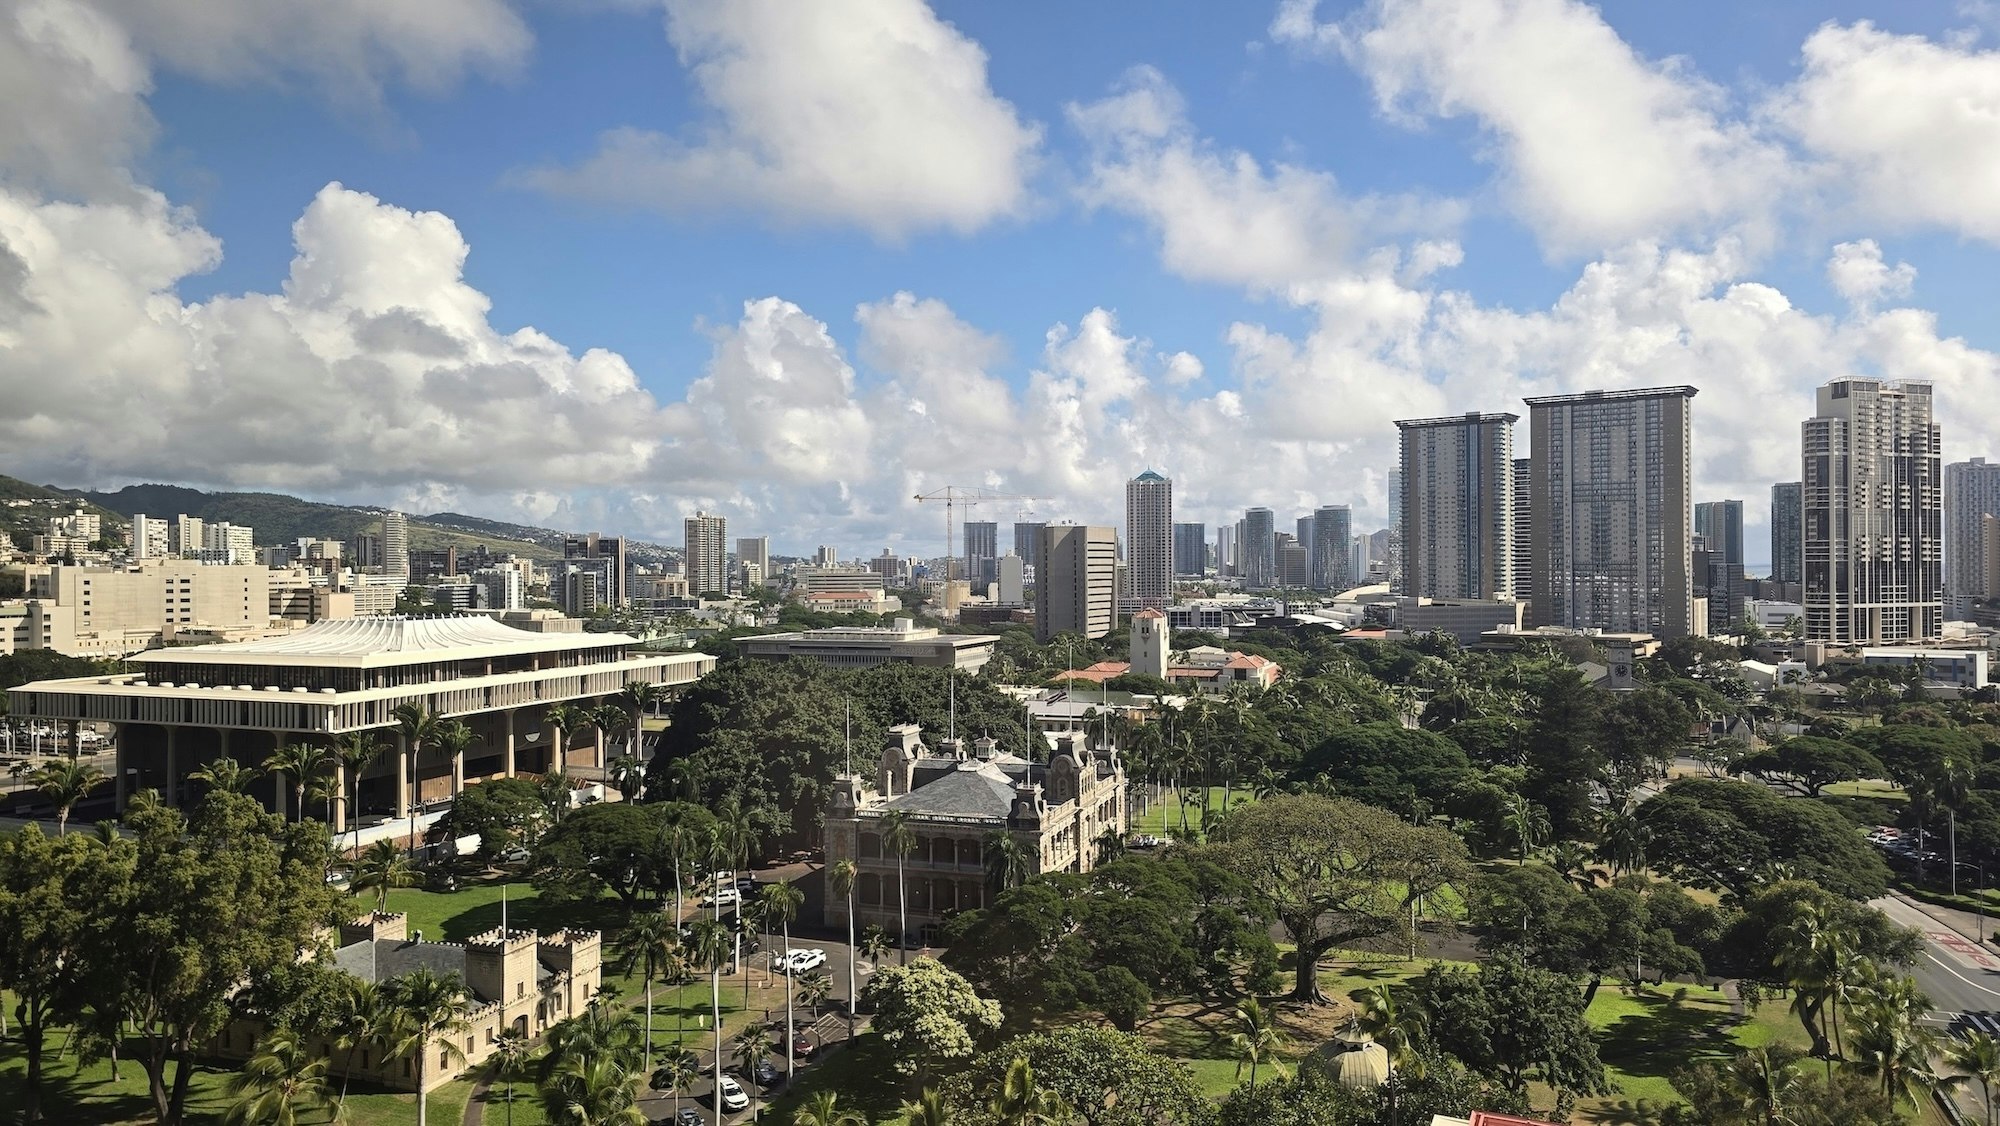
1873,894,2000,1124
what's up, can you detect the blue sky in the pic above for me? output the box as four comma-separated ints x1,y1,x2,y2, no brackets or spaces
6,0,2000,565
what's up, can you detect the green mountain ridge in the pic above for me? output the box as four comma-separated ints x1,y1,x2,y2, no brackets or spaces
1,475,563,561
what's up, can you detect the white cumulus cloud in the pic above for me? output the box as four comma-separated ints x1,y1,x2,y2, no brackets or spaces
519,0,1042,240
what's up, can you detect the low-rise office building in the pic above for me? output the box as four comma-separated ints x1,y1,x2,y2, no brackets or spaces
5,614,713,825
739,619,994,671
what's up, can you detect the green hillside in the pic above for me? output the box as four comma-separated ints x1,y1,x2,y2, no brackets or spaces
0,477,561,561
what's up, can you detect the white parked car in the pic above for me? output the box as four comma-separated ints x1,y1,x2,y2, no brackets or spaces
700,887,741,908
717,1075,750,1112
780,948,828,973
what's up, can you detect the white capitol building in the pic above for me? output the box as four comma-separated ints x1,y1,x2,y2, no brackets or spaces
5,615,713,827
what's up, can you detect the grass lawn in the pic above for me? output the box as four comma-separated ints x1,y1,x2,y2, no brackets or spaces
1821,778,1907,801
1568,984,1811,1122
1130,786,1252,837
0,1035,474,1126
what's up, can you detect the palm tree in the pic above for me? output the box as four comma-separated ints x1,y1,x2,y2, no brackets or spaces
1595,802,1651,877
539,768,573,826
648,1049,700,1121
428,721,475,822
607,755,644,802
987,1056,1070,1126
264,741,329,824
659,804,702,921
1951,1031,2000,1126
490,1028,530,1126
796,972,833,1016
860,924,891,968
621,910,678,1073
1936,752,1977,897
880,809,917,963
901,1087,957,1126
30,758,104,835
379,967,471,1126
1230,997,1287,1090
685,917,733,1125
544,703,586,771
332,977,384,1116
1720,1047,1805,1126
333,732,386,852
983,829,1031,893
1501,793,1549,863
540,1053,646,1126
795,1090,867,1126
1547,840,1600,889
353,839,417,912
761,879,806,1081
190,755,259,796
1356,984,1424,1124
1776,901,1850,1060
617,680,662,759
829,857,860,1029
225,1028,341,1126
1849,972,1943,1107
589,704,628,770
732,1021,776,1121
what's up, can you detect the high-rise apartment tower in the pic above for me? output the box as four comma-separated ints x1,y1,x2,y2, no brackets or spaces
1803,379,1941,643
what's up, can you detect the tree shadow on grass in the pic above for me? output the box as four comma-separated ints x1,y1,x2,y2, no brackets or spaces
0,1050,237,1125
1580,989,1748,1123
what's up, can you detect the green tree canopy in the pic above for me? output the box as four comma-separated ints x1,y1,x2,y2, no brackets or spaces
439,776,547,856
861,959,1004,1081
1637,777,1891,900
1294,722,1476,816
1407,953,1608,1100
952,1027,1212,1126
1732,736,1887,797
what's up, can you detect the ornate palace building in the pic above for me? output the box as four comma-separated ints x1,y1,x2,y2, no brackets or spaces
822,723,1128,942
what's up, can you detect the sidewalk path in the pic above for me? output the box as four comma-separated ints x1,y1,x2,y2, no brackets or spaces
1887,890,2000,954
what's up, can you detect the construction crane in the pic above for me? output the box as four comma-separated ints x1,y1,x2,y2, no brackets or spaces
913,486,1049,583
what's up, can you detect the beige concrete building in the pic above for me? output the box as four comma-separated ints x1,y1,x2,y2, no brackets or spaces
823,725,1127,942
6,614,713,825
1034,524,1118,643
7,560,270,656
213,912,600,1093
740,620,993,671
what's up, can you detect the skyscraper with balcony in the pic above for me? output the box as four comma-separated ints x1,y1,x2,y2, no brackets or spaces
684,511,727,597
1511,458,1533,603
1944,457,2000,617
1125,472,1173,610
1396,412,1517,600
1770,482,1803,584
1694,500,1745,634
382,511,410,580
1035,525,1118,643
1172,522,1207,577
1527,387,1696,637
1802,379,1941,643
1311,505,1352,591
1241,507,1276,589
962,521,999,586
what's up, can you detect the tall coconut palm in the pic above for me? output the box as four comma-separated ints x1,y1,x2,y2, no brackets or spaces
685,917,733,1125
1720,1047,1804,1126
621,911,678,1073
1501,794,1549,863
762,879,805,1081
333,732,386,853
1356,984,1424,1125
1936,752,1977,897
353,839,417,912
796,972,833,1017
1230,998,1287,1090
795,1090,867,1126
881,809,917,963
829,857,860,1031
607,755,644,802
1776,901,1851,1061
589,704,628,770
1595,802,1651,877
30,758,103,835
332,977,383,1116
1951,1031,2000,1126
617,680,662,760
987,1056,1070,1126
190,755,259,797
648,1049,700,1121
983,829,1031,893
224,1027,341,1126
490,1027,530,1126
1849,972,1943,1107
264,741,329,824
901,1088,957,1126
732,1021,776,1121
860,924,891,968
379,967,471,1126
540,1053,646,1126
658,804,701,921
544,703,586,772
